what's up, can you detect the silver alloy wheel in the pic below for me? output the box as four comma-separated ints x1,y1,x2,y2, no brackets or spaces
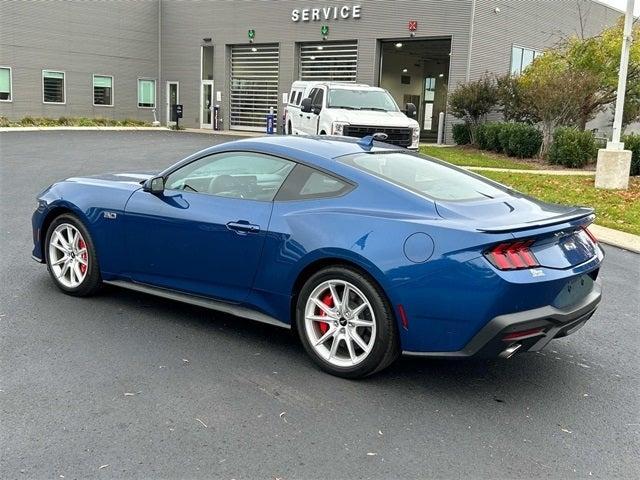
304,279,377,368
48,223,89,289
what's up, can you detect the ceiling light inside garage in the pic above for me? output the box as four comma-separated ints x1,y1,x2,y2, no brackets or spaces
402,68,408,73
251,47,257,52
395,42,403,48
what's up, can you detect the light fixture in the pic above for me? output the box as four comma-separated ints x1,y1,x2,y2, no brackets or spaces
402,68,408,73
202,37,212,43
494,7,501,13
395,42,403,48
438,73,444,77
317,46,324,50
251,47,257,52
310,56,316,60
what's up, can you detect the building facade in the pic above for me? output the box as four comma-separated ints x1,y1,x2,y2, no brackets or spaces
0,0,621,141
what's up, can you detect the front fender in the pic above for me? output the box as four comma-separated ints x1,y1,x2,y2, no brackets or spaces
32,181,138,275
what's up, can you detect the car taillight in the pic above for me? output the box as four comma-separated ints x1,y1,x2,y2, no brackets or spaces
485,239,539,270
583,226,598,245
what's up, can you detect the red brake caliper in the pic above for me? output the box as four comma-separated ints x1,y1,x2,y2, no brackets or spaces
317,292,334,334
78,238,87,274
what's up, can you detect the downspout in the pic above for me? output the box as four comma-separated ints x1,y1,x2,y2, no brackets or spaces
466,0,476,81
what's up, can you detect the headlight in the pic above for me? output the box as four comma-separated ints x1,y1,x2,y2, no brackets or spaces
412,127,420,145
332,122,349,135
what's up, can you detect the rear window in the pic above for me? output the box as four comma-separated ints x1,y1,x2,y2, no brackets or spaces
340,152,507,201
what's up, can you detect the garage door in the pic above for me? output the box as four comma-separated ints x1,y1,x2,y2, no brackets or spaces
230,44,279,131
299,41,358,82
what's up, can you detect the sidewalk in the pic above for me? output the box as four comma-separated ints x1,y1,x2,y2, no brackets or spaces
464,166,595,176
0,126,169,132
182,128,263,137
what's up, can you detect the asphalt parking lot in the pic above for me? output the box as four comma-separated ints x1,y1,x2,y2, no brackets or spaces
1,130,639,479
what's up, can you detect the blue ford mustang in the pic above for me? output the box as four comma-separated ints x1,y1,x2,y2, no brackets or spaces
32,135,603,377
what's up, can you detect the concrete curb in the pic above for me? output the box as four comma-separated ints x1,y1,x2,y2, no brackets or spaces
465,166,595,176
590,225,640,254
0,126,168,132
181,128,263,137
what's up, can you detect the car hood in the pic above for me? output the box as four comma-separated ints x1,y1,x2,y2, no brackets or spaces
330,109,418,127
60,172,156,192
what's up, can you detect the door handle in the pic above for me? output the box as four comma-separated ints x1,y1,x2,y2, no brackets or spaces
226,220,260,234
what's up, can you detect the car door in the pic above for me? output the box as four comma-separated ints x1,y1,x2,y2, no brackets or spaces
301,87,324,135
123,151,295,303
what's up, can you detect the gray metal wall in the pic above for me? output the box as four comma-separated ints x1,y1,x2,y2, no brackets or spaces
0,0,159,122
0,0,621,138
468,0,621,81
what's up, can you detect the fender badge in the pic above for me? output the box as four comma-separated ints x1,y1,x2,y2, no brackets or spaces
103,211,117,219
530,268,545,277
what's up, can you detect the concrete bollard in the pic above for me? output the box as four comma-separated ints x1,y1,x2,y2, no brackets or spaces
595,148,632,190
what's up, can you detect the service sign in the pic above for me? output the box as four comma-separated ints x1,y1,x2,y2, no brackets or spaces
292,5,362,22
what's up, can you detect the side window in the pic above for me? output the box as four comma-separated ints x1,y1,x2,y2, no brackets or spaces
165,152,295,201
307,88,318,104
295,91,303,105
275,164,353,201
312,88,324,108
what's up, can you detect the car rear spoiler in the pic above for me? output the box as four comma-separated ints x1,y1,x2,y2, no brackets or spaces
476,209,595,233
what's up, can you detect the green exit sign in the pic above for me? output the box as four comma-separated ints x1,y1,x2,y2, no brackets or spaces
321,25,329,36
248,29,255,39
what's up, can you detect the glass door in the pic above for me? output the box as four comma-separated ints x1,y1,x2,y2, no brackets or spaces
166,81,179,125
422,77,437,135
200,80,214,129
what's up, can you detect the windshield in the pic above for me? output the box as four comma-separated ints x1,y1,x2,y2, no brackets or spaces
328,89,399,112
340,152,508,202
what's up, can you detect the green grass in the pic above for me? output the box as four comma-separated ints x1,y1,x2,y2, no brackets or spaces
478,171,640,235
421,145,537,170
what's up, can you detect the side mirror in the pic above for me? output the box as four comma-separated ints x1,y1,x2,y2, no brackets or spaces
144,176,165,194
312,106,322,115
300,97,312,113
405,102,417,118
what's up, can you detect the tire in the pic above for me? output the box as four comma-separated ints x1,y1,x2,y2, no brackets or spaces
296,266,400,378
44,213,102,297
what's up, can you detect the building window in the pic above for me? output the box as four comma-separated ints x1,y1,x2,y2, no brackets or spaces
137,79,155,108
93,75,113,106
511,46,540,75
0,67,12,102
43,70,65,104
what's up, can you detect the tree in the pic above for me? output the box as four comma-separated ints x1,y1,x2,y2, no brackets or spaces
496,74,538,124
448,74,498,144
516,52,590,157
557,18,640,129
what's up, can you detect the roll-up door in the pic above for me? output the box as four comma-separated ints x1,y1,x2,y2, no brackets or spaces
299,41,357,82
230,44,279,131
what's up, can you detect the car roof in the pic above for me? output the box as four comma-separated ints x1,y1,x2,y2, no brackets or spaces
215,135,398,159
290,81,383,92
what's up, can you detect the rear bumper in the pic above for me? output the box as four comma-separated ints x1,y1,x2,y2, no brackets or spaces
403,281,601,358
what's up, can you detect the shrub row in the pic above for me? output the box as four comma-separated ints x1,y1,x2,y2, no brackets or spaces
475,122,542,158
547,127,598,168
0,116,150,127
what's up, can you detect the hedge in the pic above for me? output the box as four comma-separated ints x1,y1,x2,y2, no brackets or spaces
452,123,471,145
0,116,151,127
622,133,640,176
547,127,597,168
506,123,542,158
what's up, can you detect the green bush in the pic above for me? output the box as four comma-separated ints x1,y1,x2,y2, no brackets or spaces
0,116,9,127
483,123,504,152
452,123,471,145
498,123,516,155
507,123,542,158
548,127,597,168
20,116,37,126
474,123,488,149
622,133,640,176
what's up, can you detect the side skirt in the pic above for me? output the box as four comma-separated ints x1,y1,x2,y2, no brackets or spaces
104,279,291,330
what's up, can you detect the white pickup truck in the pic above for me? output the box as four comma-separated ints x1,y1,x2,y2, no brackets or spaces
285,81,420,150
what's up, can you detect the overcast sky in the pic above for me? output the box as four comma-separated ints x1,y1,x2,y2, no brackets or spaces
600,0,640,15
